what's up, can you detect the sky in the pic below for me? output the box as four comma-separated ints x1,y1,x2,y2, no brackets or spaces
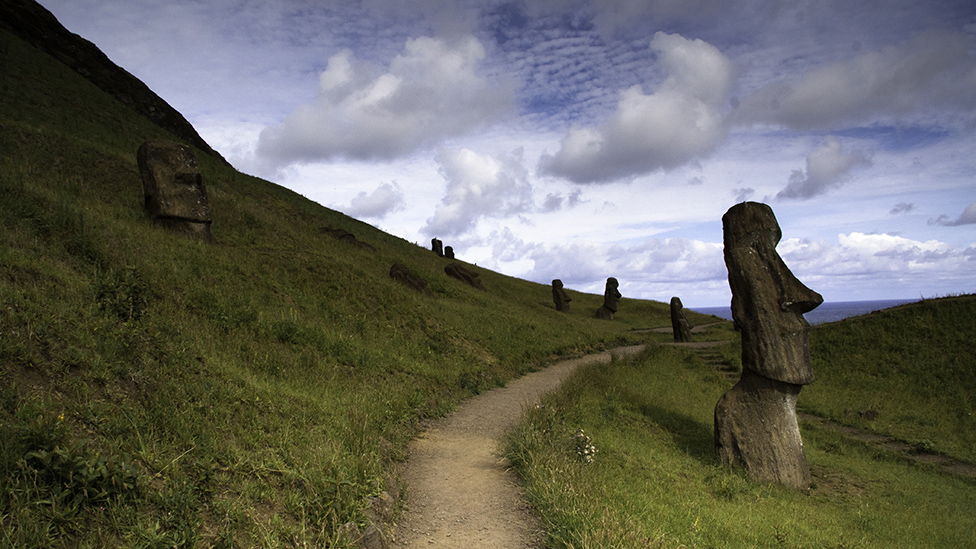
38,0,976,307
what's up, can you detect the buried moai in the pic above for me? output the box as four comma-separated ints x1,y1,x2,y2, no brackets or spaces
714,202,823,489
594,277,621,320
670,296,693,342
137,140,213,242
551,279,572,312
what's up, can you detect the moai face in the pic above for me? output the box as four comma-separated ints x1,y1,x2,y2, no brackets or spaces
723,202,822,385
604,277,620,312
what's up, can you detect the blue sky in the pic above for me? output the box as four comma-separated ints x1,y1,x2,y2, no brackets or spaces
39,0,976,306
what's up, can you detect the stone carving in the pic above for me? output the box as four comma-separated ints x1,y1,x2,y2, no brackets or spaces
431,238,444,257
594,277,620,319
444,263,485,291
714,202,823,489
551,279,571,312
444,246,455,259
389,263,434,297
320,226,376,251
137,140,214,242
670,296,693,342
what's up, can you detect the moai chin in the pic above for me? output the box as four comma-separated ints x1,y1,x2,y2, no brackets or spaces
714,202,823,489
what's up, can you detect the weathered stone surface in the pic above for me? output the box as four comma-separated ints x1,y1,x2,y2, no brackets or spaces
715,202,823,489
320,226,376,251
445,263,485,290
594,277,620,319
714,369,810,489
670,296,693,342
723,202,822,384
444,246,455,259
137,140,213,242
551,279,571,312
431,238,444,256
389,263,434,296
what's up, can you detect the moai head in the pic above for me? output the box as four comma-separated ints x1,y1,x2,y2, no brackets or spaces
552,279,571,312
137,140,213,242
603,277,620,313
723,202,822,384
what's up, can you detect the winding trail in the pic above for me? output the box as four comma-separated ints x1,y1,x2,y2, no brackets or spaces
392,345,646,548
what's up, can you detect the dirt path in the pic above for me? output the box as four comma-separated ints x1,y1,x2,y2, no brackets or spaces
392,345,646,548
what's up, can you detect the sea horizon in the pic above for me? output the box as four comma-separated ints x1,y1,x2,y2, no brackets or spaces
690,298,921,325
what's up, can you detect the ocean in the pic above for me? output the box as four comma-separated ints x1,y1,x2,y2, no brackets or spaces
690,298,920,326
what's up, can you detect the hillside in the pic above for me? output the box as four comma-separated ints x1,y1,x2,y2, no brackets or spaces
0,6,706,546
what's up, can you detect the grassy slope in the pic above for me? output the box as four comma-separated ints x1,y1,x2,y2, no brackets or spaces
508,303,976,548
0,28,713,546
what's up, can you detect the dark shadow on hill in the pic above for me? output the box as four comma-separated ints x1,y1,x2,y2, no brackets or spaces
636,401,717,464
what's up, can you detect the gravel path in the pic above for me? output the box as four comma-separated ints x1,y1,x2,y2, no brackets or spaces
392,345,646,548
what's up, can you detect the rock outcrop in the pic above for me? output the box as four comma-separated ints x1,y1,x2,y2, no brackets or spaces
714,202,823,489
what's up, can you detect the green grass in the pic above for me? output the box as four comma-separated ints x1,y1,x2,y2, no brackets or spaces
507,343,976,548
0,27,690,546
803,295,976,463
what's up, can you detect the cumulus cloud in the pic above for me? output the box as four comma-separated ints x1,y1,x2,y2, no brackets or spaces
929,201,976,226
422,147,534,238
540,189,583,212
776,136,871,200
538,32,736,184
338,182,405,219
256,35,511,166
734,31,976,129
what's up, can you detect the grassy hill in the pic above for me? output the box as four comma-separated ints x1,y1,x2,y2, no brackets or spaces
0,13,710,547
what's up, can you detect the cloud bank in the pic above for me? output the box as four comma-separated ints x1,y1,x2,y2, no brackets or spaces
337,182,406,219
422,147,534,238
776,136,872,200
256,35,512,166
538,32,736,184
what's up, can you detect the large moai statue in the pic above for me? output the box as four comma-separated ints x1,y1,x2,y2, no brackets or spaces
670,296,693,342
137,140,214,242
594,277,621,320
551,279,572,312
714,202,823,489
431,238,444,256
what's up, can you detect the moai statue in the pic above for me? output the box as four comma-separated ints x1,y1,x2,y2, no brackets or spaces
670,296,693,342
714,202,823,489
552,279,572,312
594,277,621,320
431,238,444,256
137,140,214,242
444,246,455,259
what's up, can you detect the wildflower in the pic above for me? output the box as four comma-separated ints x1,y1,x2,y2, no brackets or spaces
573,428,597,463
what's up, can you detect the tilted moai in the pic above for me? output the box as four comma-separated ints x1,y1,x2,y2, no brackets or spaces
444,246,455,259
714,202,823,489
137,140,214,242
594,277,621,320
670,296,693,342
551,279,572,312
431,238,444,257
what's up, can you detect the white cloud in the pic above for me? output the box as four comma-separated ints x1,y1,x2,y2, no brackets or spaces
337,182,406,219
538,32,736,183
734,31,976,129
929,201,976,226
256,35,512,166
422,147,534,238
776,136,871,200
